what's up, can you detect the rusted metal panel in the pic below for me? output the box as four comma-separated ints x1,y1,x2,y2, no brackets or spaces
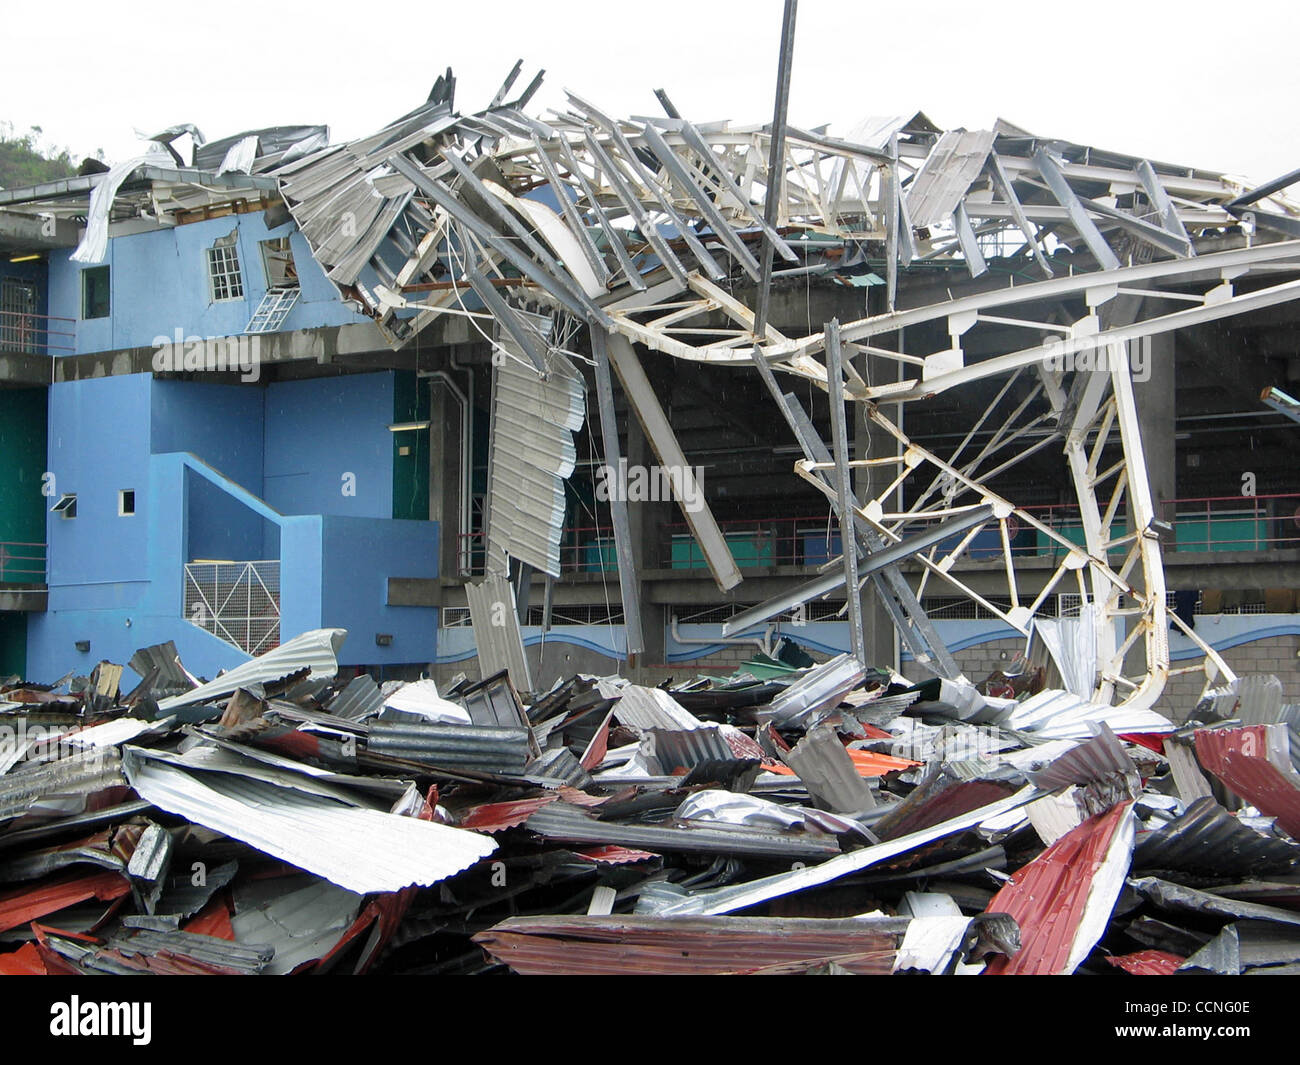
474,915,907,975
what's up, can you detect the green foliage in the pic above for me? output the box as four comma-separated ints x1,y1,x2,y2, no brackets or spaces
0,122,91,189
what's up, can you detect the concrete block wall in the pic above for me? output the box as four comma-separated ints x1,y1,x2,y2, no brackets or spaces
900,637,1026,685
1160,634,1300,723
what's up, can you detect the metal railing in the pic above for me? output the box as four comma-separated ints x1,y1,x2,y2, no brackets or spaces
451,493,1300,580
183,560,280,655
0,311,75,356
1159,493,1300,553
0,541,46,584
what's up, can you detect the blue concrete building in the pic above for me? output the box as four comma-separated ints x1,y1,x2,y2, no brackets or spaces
0,164,443,683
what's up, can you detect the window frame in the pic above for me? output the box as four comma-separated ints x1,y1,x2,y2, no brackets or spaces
81,266,110,320
206,241,245,303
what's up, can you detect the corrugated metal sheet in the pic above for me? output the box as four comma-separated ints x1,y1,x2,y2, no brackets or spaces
874,764,1018,841
644,726,734,774
569,845,658,865
983,802,1136,975
124,749,496,894
1106,949,1184,976
1195,724,1300,839
1027,723,1137,791
1130,876,1300,928
473,914,907,975
229,875,362,975
0,869,130,933
49,927,273,975
764,655,865,726
465,575,533,694
652,786,1038,918
0,827,131,883
157,628,346,712
905,129,996,228
327,674,385,721
486,341,583,578
524,801,843,861
458,795,559,832
1134,795,1300,875
781,726,875,813
610,685,701,731
367,721,533,773
525,747,591,787
997,689,1175,740
0,748,126,821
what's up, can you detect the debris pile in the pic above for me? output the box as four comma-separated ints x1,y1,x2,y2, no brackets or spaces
3,630,1300,975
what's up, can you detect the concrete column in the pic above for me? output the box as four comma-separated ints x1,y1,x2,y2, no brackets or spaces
428,378,463,580
854,363,900,671
1133,333,1177,525
625,412,668,676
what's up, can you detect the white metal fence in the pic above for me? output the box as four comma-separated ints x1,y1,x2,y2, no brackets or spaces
184,560,281,655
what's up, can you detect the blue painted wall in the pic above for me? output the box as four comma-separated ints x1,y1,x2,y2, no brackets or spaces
46,212,368,355
27,370,438,683
263,373,395,518
320,516,438,667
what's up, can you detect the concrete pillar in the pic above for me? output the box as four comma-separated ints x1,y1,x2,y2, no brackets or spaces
428,378,463,580
625,412,668,676
1133,333,1177,525
854,357,901,671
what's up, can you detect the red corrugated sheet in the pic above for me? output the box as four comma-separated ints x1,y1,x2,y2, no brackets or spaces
1119,733,1166,754
570,845,658,864
184,896,235,940
458,795,559,832
0,942,47,975
474,915,903,975
0,871,130,934
983,801,1133,976
1107,949,1184,975
1195,725,1300,839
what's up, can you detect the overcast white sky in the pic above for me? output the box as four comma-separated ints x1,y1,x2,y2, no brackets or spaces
4,0,1297,185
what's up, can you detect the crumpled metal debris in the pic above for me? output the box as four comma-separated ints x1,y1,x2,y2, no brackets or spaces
2,624,1297,975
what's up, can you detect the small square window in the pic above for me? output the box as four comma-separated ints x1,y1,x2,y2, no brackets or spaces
119,490,136,516
51,493,77,519
207,239,245,302
81,267,110,319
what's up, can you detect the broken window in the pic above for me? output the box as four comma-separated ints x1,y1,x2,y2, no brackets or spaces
260,237,298,289
81,266,109,319
207,232,245,302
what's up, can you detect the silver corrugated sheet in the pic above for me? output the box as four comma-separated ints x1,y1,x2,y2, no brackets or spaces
526,747,592,788
157,628,346,712
525,801,843,861
124,749,496,894
905,129,996,229
1028,724,1137,791
367,721,532,773
486,339,583,579
327,673,385,721
764,655,865,726
127,641,195,696
610,685,701,732
0,749,126,821
644,726,734,774
782,726,875,814
230,875,363,975
1134,796,1300,876
465,575,533,693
